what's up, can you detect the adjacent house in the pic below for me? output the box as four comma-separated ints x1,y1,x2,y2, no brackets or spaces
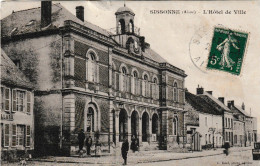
1,2,187,155
0,49,34,160
197,87,234,146
185,91,223,149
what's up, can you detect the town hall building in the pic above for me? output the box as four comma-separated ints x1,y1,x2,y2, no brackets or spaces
1,2,187,155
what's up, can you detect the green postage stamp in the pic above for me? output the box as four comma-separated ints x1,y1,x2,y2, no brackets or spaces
207,27,249,75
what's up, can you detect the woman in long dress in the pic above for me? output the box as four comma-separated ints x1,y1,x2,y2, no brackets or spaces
217,32,240,68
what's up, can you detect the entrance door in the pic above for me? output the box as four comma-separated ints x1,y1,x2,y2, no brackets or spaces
142,112,149,142
119,109,128,141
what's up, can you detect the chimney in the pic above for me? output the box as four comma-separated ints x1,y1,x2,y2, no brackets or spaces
196,86,204,95
227,100,234,109
242,102,245,110
206,91,213,95
76,6,84,22
218,97,225,104
41,1,52,28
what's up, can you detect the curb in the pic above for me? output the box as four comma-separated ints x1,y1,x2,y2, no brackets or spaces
30,148,252,165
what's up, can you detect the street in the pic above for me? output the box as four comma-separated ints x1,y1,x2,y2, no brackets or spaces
2,149,260,166
139,150,260,166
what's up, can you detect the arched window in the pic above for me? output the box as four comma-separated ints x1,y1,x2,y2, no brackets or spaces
173,82,178,102
129,20,134,33
118,19,125,34
122,67,128,92
144,74,149,97
152,77,158,99
173,117,178,136
133,71,138,95
87,52,97,82
87,107,95,132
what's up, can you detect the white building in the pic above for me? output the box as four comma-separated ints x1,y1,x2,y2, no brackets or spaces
185,91,223,149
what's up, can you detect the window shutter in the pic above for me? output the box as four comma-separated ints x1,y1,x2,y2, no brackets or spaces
12,125,17,147
4,124,10,147
5,89,10,111
1,87,5,111
26,125,31,147
27,91,31,113
119,73,123,91
12,90,17,112
142,80,145,96
131,77,134,94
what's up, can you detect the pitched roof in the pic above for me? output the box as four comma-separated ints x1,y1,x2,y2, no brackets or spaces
1,3,179,71
1,3,110,38
233,105,251,117
199,92,231,112
143,48,167,63
1,49,34,89
185,91,222,115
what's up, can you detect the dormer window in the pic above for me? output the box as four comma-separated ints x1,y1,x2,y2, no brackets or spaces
26,20,35,26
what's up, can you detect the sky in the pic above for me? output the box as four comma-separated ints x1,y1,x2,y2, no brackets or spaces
1,1,260,130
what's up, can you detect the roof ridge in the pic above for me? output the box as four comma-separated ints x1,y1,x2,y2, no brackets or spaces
12,6,41,14
11,3,61,14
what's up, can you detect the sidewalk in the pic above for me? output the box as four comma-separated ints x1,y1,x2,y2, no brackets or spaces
31,146,253,165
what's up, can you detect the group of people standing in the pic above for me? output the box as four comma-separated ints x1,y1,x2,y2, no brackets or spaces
78,129,93,156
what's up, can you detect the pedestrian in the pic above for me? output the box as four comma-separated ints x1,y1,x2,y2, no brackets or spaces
121,138,129,165
86,136,93,155
78,129,85,152
130,135,136,152
224,141,230,156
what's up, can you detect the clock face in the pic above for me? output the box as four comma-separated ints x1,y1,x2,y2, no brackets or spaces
189,26,213,73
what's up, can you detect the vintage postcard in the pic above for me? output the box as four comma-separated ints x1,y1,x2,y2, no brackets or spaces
1,1,260,166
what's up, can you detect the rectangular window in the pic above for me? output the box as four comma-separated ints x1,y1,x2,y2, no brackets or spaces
12,89,17,112
16,90,25,112
1,87,4,110
205,117,207,126
5,88,10,111
225,118,227,127
1,124,3,147
12,125,17,147
4,124,10,147
27,91,31,113
17,125,25,146
26,126,31,147
205,134,207,144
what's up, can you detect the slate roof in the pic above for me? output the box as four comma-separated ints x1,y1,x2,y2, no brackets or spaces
1,49,34,89
143,48,167,63
185,91,222,116
1,3,110,37
233,105,251,117
1,3,171,67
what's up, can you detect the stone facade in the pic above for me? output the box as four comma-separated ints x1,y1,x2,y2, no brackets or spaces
1,3,187,156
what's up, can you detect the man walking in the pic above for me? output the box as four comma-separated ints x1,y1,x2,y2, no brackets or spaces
121,138,129,165
86,136,93,155
78,129,85,152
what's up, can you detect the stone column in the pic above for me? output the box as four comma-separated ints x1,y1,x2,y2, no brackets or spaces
139,117,142,146
149,117,152,143
115,110,120,145
62,93,75,155
128,116,131,141
161,110,169,148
